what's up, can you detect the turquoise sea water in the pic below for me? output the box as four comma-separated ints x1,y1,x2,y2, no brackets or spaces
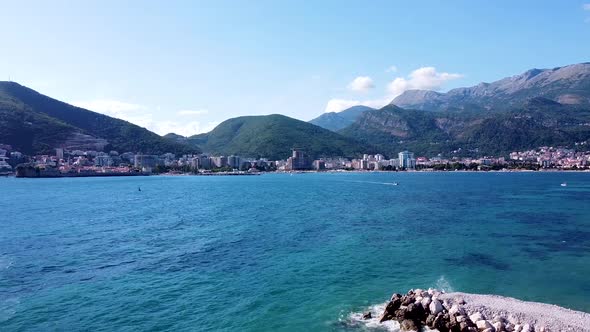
0,172,589,331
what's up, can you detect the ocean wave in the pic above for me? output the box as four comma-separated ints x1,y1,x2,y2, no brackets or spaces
0,254,13,270
0,298,20,323
346,302,402,331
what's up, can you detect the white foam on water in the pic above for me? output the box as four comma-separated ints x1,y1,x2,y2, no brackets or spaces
347,301,441,331
435,276,454,293
346,302,401,331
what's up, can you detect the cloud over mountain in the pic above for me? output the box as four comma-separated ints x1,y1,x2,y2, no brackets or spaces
347,76,375,92
387,67,462,98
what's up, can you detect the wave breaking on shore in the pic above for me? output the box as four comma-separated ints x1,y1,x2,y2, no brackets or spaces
347,289,590,332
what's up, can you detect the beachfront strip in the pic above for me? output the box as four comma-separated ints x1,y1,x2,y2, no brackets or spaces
1,144,590,177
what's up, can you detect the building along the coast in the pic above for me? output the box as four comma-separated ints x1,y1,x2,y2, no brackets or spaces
398,151,416,169
286,149,311,170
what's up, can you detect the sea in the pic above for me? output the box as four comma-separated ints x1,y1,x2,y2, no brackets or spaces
0,172,589,331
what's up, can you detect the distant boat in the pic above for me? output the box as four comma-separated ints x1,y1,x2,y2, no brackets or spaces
138,186,142,191
560,182,567,187
392,182,399,186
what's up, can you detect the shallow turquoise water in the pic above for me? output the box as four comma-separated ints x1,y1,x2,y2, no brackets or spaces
0,172,589,331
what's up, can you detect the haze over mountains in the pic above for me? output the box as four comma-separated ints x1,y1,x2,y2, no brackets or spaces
1,62,590,159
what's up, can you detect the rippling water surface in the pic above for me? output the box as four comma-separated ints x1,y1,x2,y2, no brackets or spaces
1,172,589,331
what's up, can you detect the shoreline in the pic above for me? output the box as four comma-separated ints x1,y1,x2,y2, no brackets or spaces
351,289,590,332
6,168,590,179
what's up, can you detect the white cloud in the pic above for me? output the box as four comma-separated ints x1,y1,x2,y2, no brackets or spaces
325,99,361,113
324,66,463,112
71,99,217,136
347,76,375,92
386,66,462,97
324,97,391,113
151,121,220,137
386,65,398,73
583,3,590,10
177,109,209,116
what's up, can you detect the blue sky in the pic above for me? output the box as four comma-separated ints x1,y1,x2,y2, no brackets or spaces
1,1,589,136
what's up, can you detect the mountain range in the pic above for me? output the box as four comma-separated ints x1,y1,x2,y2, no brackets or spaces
309,105,375,131
391,62,590,111
1,62,590,159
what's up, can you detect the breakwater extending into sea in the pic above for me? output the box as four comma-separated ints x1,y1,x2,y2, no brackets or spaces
0,172,589,331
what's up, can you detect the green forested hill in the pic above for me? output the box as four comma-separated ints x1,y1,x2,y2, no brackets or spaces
339,99,590,157
187,114,371,159
0,82,199,155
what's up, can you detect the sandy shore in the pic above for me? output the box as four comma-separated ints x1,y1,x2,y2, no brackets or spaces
440,292,590,331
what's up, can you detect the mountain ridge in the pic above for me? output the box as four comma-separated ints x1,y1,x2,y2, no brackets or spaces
185,113,371,159
309,105,374,131
391,62,590,111
0,81,199,155
339,97,590,156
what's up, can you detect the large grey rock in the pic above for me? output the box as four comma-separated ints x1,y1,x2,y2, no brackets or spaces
476,319,494,331
493,321,505,331
400,319,419,332
470,312,485,322
492,322,504,332
430,299,444,315
449,304,466,316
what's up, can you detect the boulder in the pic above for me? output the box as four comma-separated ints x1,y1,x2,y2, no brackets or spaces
476,320,494,331
395,306,408,321
430,299,444,315
362,312,372,320
402,295,415,306
449,314,462,332
493,321,504,331
406,302,425,321
421,296,432,310
460,321,476,332
433,313,448,331
521,324,531,332
400,319,419,332
379,297,402,322
469,312,485,323
513,324,522,332
449,304,466,316
426,314,437,327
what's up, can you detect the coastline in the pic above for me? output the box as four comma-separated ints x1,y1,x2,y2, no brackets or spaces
351,290,590,332
8,168,590,179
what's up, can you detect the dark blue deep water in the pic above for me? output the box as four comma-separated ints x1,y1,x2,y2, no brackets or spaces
1,172,589,331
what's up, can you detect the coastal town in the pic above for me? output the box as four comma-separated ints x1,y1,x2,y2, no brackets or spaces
1,143,589,178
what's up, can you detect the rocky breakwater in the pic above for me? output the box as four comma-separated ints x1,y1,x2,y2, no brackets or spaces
373,288,578,332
